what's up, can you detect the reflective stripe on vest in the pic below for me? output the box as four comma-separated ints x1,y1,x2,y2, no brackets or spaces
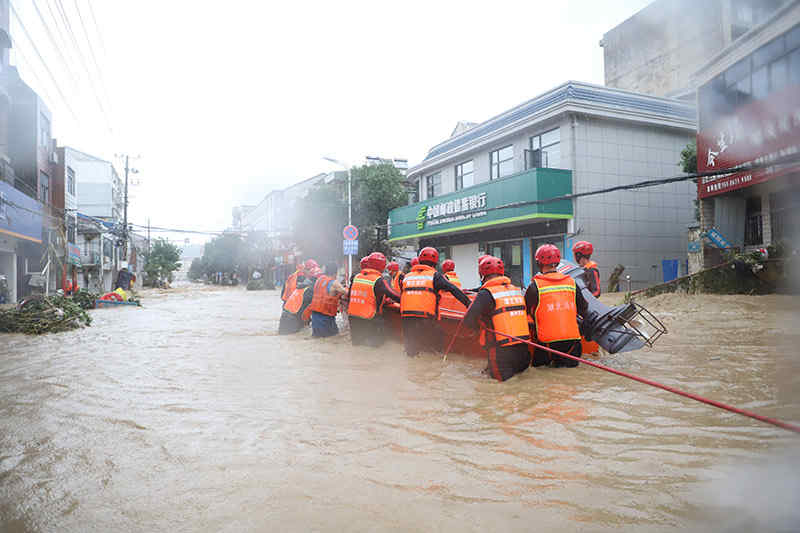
283,286,307,315
480,276,530,347
400,265,437,319
533,272,580,343
444,271,461,288
348,269,381,319
308,275,339,317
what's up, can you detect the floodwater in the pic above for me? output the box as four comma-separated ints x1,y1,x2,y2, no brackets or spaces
1,286,799,532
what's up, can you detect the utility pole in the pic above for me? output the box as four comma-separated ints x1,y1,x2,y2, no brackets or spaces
123,155,129,259
147,217,151,256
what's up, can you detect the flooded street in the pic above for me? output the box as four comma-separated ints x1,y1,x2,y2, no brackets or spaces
1,286,799,532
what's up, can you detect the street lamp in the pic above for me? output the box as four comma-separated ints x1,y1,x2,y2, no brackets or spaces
322,156,352,280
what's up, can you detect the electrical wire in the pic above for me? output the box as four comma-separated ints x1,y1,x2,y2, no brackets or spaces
71,0,114,129
30,0,80,94
9,1,79,121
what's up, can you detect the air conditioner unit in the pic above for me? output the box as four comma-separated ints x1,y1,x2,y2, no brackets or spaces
49,151,58,164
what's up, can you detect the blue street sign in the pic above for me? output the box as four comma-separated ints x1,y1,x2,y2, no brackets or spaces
343,239,359,255
705,228,732,249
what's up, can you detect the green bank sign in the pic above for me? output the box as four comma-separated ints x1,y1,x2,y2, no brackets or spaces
389,167,573,241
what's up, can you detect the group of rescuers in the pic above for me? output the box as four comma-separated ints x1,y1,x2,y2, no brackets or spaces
279,240,601,382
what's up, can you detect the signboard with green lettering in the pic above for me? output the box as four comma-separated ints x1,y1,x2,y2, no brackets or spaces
388,168,572,241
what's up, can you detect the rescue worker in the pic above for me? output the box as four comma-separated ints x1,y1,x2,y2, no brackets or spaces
347,252,400,347
441,259,461,287
278,266,318,335
387,261,403,294
525,244,588,367
573,241,600,297
463,256,531,382
400,247,470,357
281,260,310,302
572,240,601,355
308,262,347,338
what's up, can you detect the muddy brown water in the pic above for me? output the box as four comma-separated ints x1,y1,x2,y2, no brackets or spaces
1,286,798,532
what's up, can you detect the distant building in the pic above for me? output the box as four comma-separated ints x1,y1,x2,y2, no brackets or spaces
691,2,800,269
601,0,786,98
64,147,123,223
391,81,695,290
365,156,408,174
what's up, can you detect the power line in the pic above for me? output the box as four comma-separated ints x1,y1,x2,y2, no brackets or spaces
30,0,80,94
9,1,79,121
71,0,114,130
84,0,107,59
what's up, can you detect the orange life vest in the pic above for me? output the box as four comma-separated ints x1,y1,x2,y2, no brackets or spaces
478,276,530,347
391,272,402,294
308,275,340,317
532,272,581,343
582,260,601,297
584,260,598,270
282,270,301,302
283,286,308,315
348,269,382,319
443,271,461,288
400,264,437,319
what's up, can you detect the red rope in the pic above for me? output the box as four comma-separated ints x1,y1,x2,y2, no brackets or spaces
482,327,800,434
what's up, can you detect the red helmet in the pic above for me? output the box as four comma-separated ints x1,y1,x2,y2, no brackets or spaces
478,254,489,264
418,247,439,265
387,261,399,273
535,244,561,266
478,255,504,278
304,259,319,270
367,252,387,272
441,259,455,273
410,257,419,267
359,257,369,270
572,241,593,258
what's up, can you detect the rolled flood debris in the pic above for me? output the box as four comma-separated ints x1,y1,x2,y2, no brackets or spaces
557,261,667,354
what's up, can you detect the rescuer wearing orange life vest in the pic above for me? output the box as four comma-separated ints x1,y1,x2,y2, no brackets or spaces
572,240,601,355
387,261,403,294
282,259,317,302
308,262,347,338
573,241,600,298
347,252,400,347
463,256,531,382
279,265,320,334
400,247,470,357
524,244,589,367
441,259,461,287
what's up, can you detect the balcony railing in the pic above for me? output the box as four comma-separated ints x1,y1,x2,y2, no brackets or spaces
744,214,763,246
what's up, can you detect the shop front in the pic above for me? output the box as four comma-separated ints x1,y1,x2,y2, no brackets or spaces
0,180,44,303
388,167,572,288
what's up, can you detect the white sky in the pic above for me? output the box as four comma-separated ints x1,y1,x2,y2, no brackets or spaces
9,0,654,244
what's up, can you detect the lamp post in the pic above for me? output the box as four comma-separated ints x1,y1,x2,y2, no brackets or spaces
323,156,352,280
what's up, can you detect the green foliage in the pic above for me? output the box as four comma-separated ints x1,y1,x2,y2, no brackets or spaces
292,163,408,260
188,257,207,281
72,289,99,310
0,294,92,335
679,140,700,222
144,238,182,286
246,279,274,291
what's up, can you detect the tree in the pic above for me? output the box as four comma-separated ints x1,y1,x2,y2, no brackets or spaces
187,257,206,281
144,238,182,286
292,163,408,262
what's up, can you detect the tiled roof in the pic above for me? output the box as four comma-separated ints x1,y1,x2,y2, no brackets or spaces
422,81,695,162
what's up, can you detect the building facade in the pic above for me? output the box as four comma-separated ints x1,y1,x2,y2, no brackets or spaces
692,2,800,267
601,0,786,98
64,147,123,223
391,81,696,290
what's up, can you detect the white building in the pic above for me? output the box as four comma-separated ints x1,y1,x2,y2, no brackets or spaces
64,147,123,223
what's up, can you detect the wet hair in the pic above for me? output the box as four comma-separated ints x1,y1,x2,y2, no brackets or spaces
325,262,338,275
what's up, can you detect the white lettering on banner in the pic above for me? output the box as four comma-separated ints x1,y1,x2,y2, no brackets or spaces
423,191,490,228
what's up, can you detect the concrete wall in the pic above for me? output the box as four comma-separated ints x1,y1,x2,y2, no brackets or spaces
450,242,480,289
0,247,15,302
601,0,727,97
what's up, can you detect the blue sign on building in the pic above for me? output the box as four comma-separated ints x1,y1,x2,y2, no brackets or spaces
0,181,43,244
705,228,732,249
343,239,358,255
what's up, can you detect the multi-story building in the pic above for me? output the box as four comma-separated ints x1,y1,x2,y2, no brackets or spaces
691,1,800,267
51,147,80,291
64,147,123,223
601,0,787,98
389,81,696,289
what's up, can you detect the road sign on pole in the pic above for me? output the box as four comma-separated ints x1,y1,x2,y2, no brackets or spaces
343,225,358,241
343,239,359,255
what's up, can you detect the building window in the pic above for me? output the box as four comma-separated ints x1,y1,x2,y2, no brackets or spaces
527,128,561,169
426,172,441,199
454,160,474,190
67,166,75,195
489,145,513,179
40,114,50,148
39,171,50,203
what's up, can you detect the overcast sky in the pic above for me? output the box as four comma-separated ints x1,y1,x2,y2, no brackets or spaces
10,0,653,243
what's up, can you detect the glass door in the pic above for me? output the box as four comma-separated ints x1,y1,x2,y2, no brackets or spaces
486,240,523,286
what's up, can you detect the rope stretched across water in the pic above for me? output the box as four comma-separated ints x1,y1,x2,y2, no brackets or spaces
438,307,800,434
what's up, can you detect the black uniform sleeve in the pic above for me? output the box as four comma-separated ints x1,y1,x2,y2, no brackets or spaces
575,285,589,318
299,286,314,313
584,268,601,298
524,283,539,317
374,277,400,304
463,289,495,331
433,272,471,307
